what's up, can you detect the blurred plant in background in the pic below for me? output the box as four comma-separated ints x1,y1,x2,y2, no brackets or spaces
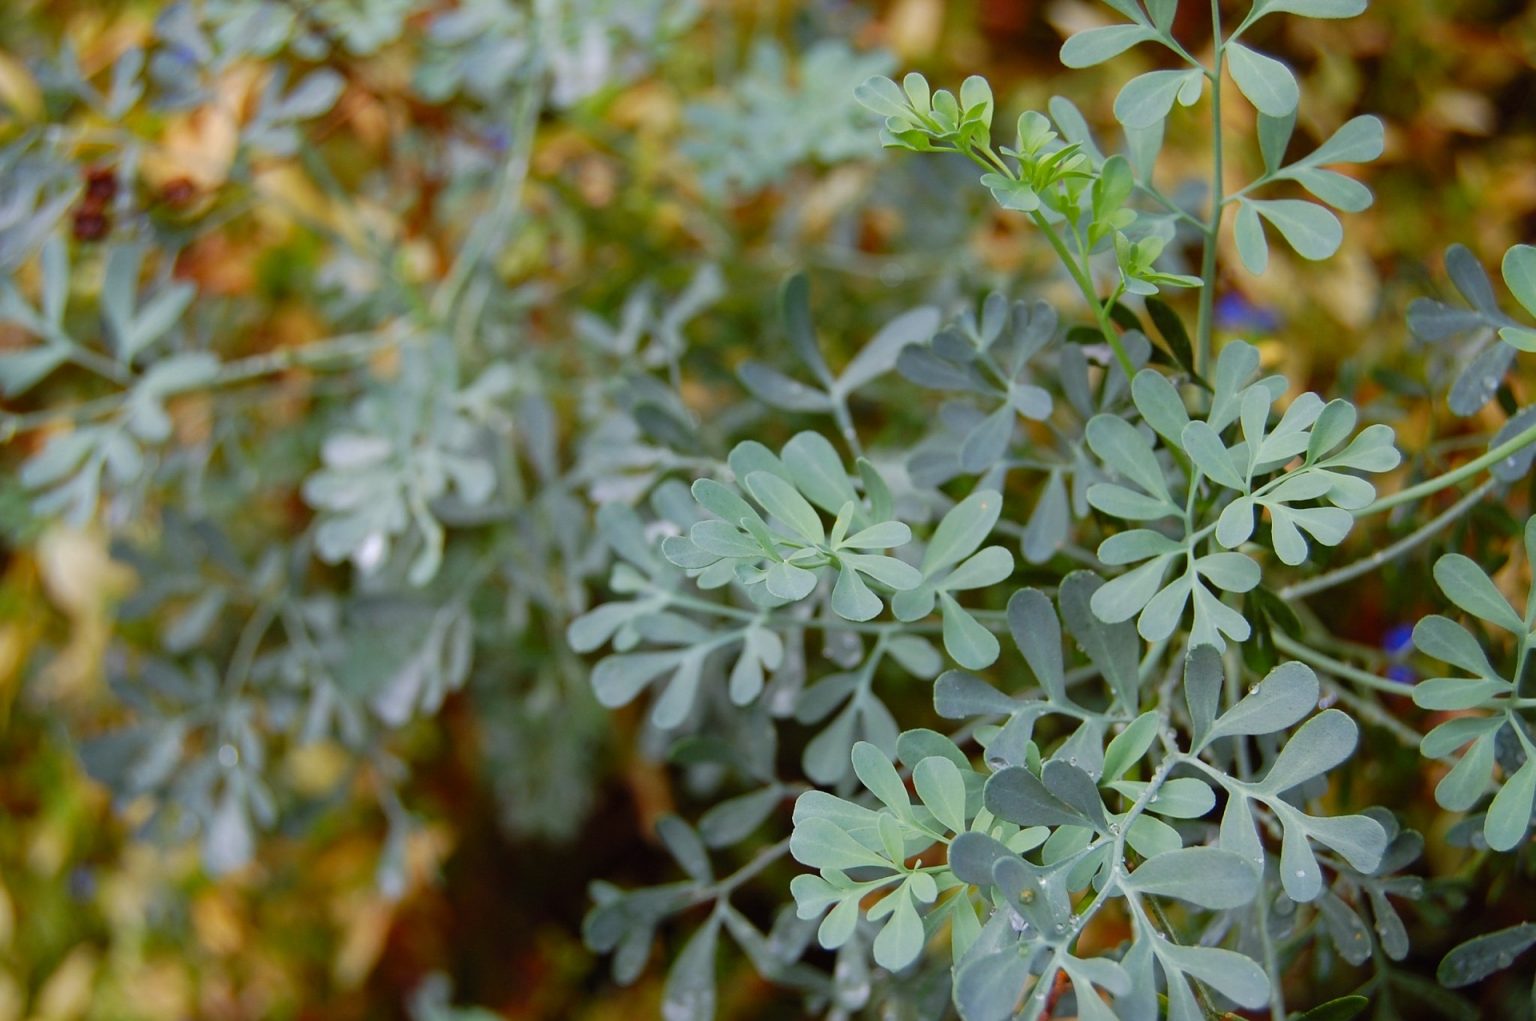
0,0,1534,1019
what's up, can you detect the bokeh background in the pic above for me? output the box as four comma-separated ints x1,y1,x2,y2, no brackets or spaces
2,1,1535,1018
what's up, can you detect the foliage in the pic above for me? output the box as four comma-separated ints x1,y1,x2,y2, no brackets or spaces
3,0,1536,1019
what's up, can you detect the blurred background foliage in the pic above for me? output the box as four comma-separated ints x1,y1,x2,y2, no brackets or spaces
0,0,1534,1018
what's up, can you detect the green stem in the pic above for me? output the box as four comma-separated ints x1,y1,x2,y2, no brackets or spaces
67,346,135,386
1252,873,1287,1021
1282,478,1497,600
659,590,1009,635
1272,632,1411,697
223,599,279,694
430,72,543,322
1360,421,1536,516
958,140,1134,378
1,328,410,438
831,396,867,461
1143,897,1226,1019
1137,181,1207,231
1023,759,1176,1019
1029,210,1136,379
1328,682,1425,748
712,837,792,897
1195,0,1227,379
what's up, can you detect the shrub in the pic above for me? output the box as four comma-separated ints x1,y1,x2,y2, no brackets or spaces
3,1,1535,1018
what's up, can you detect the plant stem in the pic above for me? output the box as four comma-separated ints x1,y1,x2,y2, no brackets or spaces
659,590,1010,635
1282,478,1497,600
1028,210,1136,378
430,72,543,322
0,327,411,438
1324,679,1425,747
831,396,866,461
957,140,1134,378
1360,421,1536,516
713,837,792,897
1252,873,1287,1021
67,346,135,386
1144,897,1226,1018
1023,759,1176,1020
1195,0,1227,379
1272,632,1411,697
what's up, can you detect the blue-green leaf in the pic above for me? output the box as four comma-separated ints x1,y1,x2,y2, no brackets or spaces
1061,25,1159,69
1114,69,1203,130
1438,923,1536,988
854,75,911,118
1485,757,1536,852
832,564,882,621
1434,554,1525,633
940,592,999,670
914,755,968,833
739,362,832,411
1203,661,1319,746
853,741,911,814
1257,709,1357,794
782,432,859,512
1504,244,1536,321
1226,43,1299,117
1252,0,1366,18
1154,943,1270,1009
1250,199,1343,260
1234,201,1269,274
924,490,1003,575
1302,115,1386,167
1123,847,1259,908
871,884,925,970
746,471,824,545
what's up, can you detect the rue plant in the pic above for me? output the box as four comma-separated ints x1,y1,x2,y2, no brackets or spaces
5,1,1536,1019
576,1,1536,1018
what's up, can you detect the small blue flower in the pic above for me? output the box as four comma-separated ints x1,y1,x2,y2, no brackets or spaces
1382,623,1415,658
1215,291,1281,334
68,866,97,900
1380,622,1417,683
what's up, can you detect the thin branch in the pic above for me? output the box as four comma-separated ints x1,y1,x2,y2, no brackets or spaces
1,327,409,437
1273,632,1412,698
1195,0,1226,381
1361,422,1536,516
1282,478,1497,600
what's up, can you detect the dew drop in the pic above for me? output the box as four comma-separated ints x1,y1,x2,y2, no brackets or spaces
987,755,1008,770
1067,756,1079,767
1020,889,1036,904
1247,684,1260,696
1294,869,1306,878
218,744,239,768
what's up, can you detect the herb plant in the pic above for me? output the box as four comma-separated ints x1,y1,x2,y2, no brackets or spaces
575,2,1536,1017
4,1,1536,1018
